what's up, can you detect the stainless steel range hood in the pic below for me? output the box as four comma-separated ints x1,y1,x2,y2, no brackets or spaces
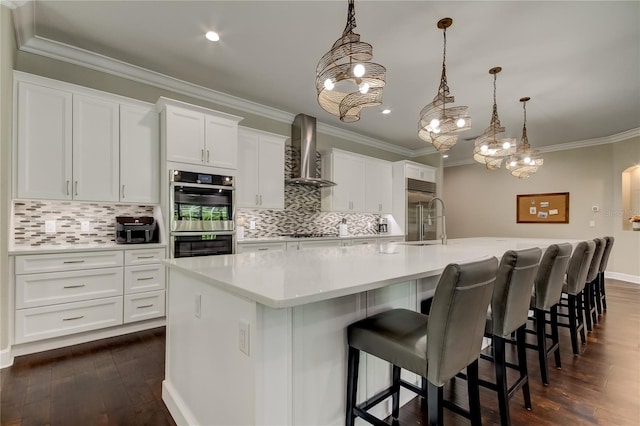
286,114,337,187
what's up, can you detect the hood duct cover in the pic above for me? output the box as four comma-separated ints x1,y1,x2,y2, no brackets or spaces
286,114,337,187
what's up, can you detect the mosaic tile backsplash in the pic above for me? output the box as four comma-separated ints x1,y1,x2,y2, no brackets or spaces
13,201,156,246
237,146,380,238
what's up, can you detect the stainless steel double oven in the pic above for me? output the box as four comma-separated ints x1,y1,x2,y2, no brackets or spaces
169,170,235,258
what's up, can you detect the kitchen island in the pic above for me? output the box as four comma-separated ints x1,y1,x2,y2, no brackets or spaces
161,238,579,426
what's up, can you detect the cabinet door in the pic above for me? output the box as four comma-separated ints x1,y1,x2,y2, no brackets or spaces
330,152,354,211
258,135,285,209
365,159,392,213
16,82,73,200
237,130,260,207
165,104,205,165
120,104,159,203
405,163,435,183
205,114,238,169
73,94,120,201
347,154,366,212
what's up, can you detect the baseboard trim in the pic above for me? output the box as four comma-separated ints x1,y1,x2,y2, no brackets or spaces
9,318,165,359
0,347,14,369
162,380,198,426
606,271,640,284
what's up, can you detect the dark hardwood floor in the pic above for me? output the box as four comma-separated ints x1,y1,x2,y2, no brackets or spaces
1,279,638,426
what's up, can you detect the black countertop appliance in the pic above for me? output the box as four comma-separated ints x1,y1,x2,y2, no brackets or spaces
116,216,158,244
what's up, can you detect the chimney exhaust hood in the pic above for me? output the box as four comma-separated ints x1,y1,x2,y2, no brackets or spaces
286,114,337,187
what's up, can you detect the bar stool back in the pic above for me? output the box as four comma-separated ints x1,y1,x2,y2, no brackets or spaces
595,236,615,313
584,238,606,331
345,257,498,426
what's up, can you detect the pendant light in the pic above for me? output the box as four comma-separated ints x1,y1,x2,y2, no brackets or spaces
418,17,471,152
506,97,544,179
316,0,386,122
473,67,516,169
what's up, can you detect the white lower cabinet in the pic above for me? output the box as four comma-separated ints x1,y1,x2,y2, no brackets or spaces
123,290,165,324
236,242,287,253
13,246,166,346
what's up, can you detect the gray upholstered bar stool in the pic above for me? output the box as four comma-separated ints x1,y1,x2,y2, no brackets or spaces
584,238,606,331
558,240,595,355
481,248,541,426
595,236,615,314
524,243,572,386
345,257,499,426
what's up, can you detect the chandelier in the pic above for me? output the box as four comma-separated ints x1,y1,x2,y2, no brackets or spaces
418,17,471,152
506,97,544,179
473,67,516,169
316,0,386,122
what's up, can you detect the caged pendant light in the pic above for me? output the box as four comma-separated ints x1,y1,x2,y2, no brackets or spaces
473,67,516,169
506,97,544,179
316,0,386,122
418,17,471,152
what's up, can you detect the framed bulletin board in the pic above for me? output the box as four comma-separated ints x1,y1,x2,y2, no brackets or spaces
517,192,569,223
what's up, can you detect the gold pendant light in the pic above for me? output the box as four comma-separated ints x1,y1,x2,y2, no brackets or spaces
418,17,471,152
473,67,516,169
316,0,386,122
506,97,544,179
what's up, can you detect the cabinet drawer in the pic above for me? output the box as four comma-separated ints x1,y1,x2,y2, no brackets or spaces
16,267,124,309
237,242,287,253
124,248,166,266
123,290,165,323
351,238,379,245
124,264,165,294
15,296,123,344
15,251,123,274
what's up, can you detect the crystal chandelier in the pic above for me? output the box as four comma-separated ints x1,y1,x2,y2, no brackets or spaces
473,67,516,169
506,97,544,179
418,17,471,152
316,0,386,122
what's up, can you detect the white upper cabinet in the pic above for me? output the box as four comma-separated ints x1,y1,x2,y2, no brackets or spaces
120,104,159,203
16,82,73,200
159,98,243,170
404,161,436,183
365,158,393,213
73,94,120,202
321,150,365,212
237,127,286,209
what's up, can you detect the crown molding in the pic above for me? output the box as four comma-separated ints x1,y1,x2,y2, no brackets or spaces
10,2,409,157
443,127,640,168
0,0,27,10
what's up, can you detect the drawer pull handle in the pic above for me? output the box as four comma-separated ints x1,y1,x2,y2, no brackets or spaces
63,284,86,289
63,260,85,264
137,277,154,281
137,304,154,309
63,315,84,321
137,255,155,259
257,248,269,251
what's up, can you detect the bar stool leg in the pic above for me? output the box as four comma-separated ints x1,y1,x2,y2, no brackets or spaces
345,346,360,426
427,381,444,426
535,310,550,385
600,272,607,310
391,365,401,422
467,360,482,426
494,336,510,426
550,306,561,369
516,326,532,410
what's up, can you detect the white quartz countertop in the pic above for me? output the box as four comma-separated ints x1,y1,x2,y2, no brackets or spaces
237,234,403,243
163,237,580,309
9,242,167,255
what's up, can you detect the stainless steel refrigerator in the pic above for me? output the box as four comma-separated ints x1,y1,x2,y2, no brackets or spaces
406,178,437,241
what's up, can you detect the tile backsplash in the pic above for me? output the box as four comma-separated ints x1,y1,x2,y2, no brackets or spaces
12,201,156,246
237,146,380,238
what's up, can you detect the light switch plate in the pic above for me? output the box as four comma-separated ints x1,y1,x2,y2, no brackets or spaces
81,221,91,232
249,220,256,230
45,220,56,234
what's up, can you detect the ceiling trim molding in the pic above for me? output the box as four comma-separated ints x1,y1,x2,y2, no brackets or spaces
444,127,640,168
408,146,438,158
11,4,410,157
0,0,27,10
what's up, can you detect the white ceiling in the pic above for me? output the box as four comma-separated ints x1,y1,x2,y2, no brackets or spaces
12,1,640,164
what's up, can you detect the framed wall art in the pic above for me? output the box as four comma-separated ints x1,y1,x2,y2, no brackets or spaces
517,192,569,223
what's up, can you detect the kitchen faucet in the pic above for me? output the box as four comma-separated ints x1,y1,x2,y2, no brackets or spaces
427,197,447,245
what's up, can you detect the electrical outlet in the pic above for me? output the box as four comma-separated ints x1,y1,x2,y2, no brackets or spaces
589,220,596,228
81,221,91,232
249,220,256,230
239,320,250,356
591,206,600,212
194,294,201,318
45,220,56,234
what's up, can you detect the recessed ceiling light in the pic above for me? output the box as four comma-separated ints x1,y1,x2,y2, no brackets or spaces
442,154,449,158
205,31,220,42
381,109,391,114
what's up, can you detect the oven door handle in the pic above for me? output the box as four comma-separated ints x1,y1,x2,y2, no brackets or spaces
171,231,236,236
170,182,234,191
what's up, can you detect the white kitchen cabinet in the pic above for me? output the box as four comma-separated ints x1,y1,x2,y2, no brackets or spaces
72,94,120,201
236,242,287,253
403,161,436,183
321,149,365,212
123,290,165,324
365,158,393,213
287,239,341,251
123,248,166,323
159,98,243,170
350,238,379,246
16,81,73,200
119,103,159,203
237,127,286,209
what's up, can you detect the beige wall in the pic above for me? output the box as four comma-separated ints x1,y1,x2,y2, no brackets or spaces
443,138,640,279
1,5,16,354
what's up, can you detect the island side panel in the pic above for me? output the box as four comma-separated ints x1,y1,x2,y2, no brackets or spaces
164,268,257,426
